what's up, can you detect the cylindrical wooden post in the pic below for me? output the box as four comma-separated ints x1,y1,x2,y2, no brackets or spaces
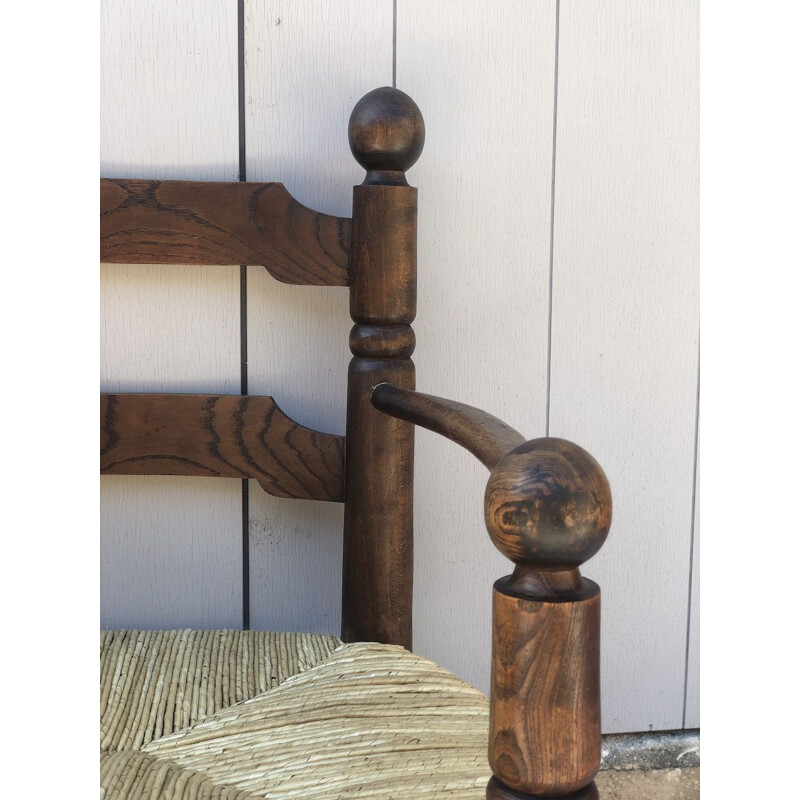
483,438,612,799
341,88,425,648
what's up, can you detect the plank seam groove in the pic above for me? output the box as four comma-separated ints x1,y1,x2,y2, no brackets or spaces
545,0,561,437
681,347,700,727
392,0,398,88
238,0,249,632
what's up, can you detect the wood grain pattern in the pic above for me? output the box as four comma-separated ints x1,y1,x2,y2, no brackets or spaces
100,0,243,631
101,393,345,502
342,358,416,647
100,1,699,744
100,179,350,285
489,581,601,796
371,383,525,470
550,0,699,732
484,438,610,796
484,438,611,570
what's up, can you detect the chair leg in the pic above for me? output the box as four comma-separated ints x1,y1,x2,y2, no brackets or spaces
483,438,612,798
487,776,599,800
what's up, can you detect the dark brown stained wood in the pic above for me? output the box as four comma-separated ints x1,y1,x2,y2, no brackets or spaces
101,393,345,502
484,438,612,570
486,776,599,800
489,579,601,796
349,323,415,358
341,358,415,647
371,383,526,470
341,87,424,649
348,86,425,186
100,179,350,285
349,183,417,324
483,438,612,797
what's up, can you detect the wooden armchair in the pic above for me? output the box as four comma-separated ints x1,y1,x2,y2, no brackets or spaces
100,87,612,800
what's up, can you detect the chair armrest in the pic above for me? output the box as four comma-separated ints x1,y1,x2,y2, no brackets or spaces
372,382,612,799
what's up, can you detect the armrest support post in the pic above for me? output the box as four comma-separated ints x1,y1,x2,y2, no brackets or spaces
484,439,611,799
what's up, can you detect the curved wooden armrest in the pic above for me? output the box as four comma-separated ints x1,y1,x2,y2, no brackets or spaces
370,382,525,469
372,381,612,799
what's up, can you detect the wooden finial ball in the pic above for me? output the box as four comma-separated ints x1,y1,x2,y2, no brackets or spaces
484,438,612,570
348,87,425,173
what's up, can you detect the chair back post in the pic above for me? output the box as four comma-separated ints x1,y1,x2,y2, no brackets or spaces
484,438,612,800
341,87,425,648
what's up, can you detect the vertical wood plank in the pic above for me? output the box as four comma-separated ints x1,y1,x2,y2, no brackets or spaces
244,0,393,635
100,478,241,629
398,0,556,694
684,432,699,728
550,0,699,732
100,0,242,630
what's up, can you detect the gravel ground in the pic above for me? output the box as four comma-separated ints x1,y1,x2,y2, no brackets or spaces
595,767,700,799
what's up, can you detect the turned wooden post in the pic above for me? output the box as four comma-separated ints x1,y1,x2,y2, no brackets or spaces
341,88,425,648
484,438,612,800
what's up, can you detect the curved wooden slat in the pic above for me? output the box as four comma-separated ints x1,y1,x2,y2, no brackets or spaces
101,394,345,502
100,179,350,285
371,383,525,470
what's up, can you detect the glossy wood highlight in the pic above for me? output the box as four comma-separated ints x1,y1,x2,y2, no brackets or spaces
101,393,345,502
101,179,350,285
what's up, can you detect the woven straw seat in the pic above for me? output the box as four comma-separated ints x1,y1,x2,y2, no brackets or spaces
100,630,491,799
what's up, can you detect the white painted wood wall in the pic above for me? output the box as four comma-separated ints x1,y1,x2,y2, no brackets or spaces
100,0,699,734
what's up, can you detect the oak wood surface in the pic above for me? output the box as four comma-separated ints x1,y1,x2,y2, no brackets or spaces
348,183,418,324
341,89,423,649
483,438,611,796
484,439,612,570
100,179,351,285
101,393,345,502
371,383,525,470
489,580,601,795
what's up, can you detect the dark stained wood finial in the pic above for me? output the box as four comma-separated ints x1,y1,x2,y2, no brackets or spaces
348,87,425,185
484,437,612,572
